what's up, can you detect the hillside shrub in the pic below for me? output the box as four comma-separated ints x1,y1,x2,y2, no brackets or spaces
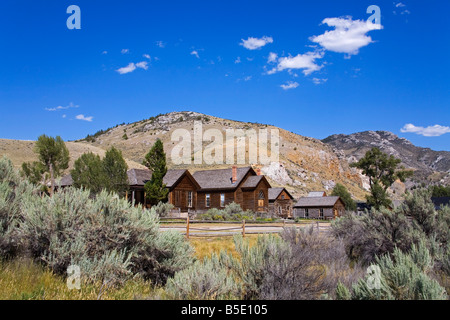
25,188,194,285
219,228,362,300
336,242,447,300
0,157,36,259
165,254,241,300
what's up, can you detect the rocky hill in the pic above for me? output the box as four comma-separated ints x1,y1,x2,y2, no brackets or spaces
71,111,368,200
4,112,447,201
322,131,450,188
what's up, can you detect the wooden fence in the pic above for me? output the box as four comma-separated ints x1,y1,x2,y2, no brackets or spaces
159,217,330,238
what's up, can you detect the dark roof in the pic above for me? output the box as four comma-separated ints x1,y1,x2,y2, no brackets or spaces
193,167,253,190
57,174,73,187
308,191,327,197
269,187,294,201
163,169,187,188
241,175,264,189
294,196,341,208
431,197,450,209
127,169,152,186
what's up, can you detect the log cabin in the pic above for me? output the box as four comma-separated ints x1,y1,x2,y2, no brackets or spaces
268,187,294,218
192,166,271,213
293,196,345,220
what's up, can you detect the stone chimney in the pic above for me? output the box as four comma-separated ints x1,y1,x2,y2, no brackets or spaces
232,166,237,184
256,168,261,176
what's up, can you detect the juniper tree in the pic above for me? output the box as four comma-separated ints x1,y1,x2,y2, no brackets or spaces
71,152,106,194
102,147,129,195
25,135,70,195
331,183,357,212
350,147,413,210
143,139,168,206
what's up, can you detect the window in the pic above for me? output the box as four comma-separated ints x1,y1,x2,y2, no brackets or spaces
258,190,265,199
220,194,225,207
187,191,193,208
305,208,309,218
205,194,211,207
281,195,285,200
319,208,324,219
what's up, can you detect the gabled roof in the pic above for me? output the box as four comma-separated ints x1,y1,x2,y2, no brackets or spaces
294,196,341,208
192,166,254,190
163,169,187,188
308,191,327,197
55,174,73,187
127,169,152,186
241,175,264,189
163,169,201,190
269,187,294,201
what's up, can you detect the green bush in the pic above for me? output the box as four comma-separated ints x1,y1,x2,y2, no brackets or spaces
337,242,447,300
22,188,194,285
165,254,240,300
219,228,361,300
0,157,37,259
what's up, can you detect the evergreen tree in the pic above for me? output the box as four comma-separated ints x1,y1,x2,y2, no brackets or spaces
143,139,168,205
71,152,105,194
331,183,357,211
350,147,413,210
102,146,129,195
21,161,45,185
33,135,70,195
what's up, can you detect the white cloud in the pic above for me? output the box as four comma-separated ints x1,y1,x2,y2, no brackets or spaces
310,17,382,56
136,61,148,70
240,36,273,50
156,41,166,48
395,2,406,8
76,114,93,122
280,81,299,90
235,57,241,64
45,102,79,112
267,52,278,63
312,78,328,85
268,51,324,76
190,50,200,58
400,124,450,137
102,51,108,55
121,49,129,54
62,114,67,118
116,63,136,74
243,76,252,81
143,54,151,60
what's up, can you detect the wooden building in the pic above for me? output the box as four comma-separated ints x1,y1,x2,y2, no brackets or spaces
127,169,152,206
268,187,294,218
192,166,271,213
164,169,200,212
293,196,345,220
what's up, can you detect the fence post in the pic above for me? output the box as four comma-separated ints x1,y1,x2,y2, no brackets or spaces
316,221,319,232
242,220,246,238
186,216,190,239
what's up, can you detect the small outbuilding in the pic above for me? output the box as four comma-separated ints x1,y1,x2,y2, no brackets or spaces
268,187,294,218
293,196,345,220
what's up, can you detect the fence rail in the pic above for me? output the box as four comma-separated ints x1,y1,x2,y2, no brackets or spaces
159,217,330,238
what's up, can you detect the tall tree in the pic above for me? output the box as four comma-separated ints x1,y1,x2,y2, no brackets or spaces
143,139,168,205
71,152,105,194
102,147,129,195
350,147,413,210
331,183,357,211
33,135,70,195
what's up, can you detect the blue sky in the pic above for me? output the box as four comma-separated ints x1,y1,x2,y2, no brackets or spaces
0,0,449,151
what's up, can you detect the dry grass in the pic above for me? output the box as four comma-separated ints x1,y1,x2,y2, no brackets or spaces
189,235,261,260
0,236,260,299
0,259,161,300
